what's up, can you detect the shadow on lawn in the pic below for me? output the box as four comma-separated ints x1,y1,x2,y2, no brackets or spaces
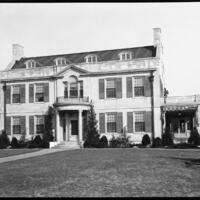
166,157,200,167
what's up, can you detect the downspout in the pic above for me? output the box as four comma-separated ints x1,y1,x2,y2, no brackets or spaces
149,72,155,146
2,82,6,133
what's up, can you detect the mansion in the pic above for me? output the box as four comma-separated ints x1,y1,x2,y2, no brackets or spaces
0,28,199,148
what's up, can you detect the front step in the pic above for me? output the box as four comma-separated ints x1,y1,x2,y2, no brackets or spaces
52,141,81,149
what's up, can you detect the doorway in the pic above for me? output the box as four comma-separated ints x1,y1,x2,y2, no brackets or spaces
70,120,78,141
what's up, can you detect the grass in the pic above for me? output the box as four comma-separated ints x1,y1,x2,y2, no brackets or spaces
0,149,41,158
0,148,200,197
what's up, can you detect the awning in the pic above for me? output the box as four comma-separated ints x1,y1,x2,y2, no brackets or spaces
162,104,198,112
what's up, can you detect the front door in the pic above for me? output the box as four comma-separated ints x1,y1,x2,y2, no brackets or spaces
70,120,78,141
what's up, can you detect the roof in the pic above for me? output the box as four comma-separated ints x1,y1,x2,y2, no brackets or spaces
11,45,156,70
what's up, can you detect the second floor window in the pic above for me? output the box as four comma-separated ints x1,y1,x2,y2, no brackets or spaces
35,84,44,102
13,117,21,134
107,113,116,132
12,86,20,103
70,82,78,98
106,79,116,98
135,112,145,132
134,77,144,96
36,116,45,134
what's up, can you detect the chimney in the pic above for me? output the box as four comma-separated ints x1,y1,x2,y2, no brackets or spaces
12,44,24,61
153,28,161,46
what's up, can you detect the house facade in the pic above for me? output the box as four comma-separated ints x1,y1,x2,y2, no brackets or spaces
0,28,198,148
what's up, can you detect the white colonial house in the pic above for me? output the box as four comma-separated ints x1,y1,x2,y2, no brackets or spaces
0,28,199,148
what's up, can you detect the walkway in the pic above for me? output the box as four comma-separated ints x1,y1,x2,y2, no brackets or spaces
0,148,79,164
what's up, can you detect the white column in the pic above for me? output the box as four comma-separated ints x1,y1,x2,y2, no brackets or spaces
78,109,83,146
56,110,60,142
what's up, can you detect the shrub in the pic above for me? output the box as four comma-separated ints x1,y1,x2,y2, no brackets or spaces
162,129,173,146
83,140,90,148
99,136,108,148
142,134,151,146
153,137,162,148
0,130,10,149
28,135,42,148
11,137,19,148
188,127,200,146
109,135,131,148
109,135,119,148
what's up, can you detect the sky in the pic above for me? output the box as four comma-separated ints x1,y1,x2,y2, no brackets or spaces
0,3,200,96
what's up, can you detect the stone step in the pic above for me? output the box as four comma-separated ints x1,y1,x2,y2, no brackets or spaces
52,141,80,149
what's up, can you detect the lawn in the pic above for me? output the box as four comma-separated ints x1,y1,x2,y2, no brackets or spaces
0,148,199,197
0,149,41,158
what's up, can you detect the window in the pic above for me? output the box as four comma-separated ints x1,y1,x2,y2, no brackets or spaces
35,84,44,102
79,81,83,98
55,57,66,66
119,52,132,61
12,86,20,103
26,60,36,69
107,114,116,132
36,116,45,134
135,112,145,132
13,117,21,134
106,79,116,98
70,82,78,98
85,55,97,63
134,77,144,96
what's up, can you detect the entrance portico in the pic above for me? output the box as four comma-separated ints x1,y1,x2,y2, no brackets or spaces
54,98,90,147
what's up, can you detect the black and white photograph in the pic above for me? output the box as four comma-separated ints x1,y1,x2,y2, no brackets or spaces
0,2,200,197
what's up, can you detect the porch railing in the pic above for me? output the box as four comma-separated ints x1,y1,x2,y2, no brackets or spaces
56,96,90,104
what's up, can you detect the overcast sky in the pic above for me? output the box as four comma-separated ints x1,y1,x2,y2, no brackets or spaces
0,3,200,96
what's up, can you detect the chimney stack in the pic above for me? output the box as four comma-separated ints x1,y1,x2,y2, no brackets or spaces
153,28,161,46
12,44,24,61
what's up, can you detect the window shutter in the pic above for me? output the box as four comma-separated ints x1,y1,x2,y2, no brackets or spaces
145,111,152,132
44,83,49,102
117,112,123,133
99,79,105,99
99,113,105,133
116,78,122,98
20,84,26,103
127,112,133,133
6,85,11,104
29,116,34,135
29,84,34,103
126,77,133,98
144,76,151,97
6,116,11,135
20,116,26,134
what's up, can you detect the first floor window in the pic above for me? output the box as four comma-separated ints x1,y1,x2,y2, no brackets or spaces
135,112,145,132
35,84,44,102
13,117,21,134
106,79,116,98
107,113,116,132
12,86,20,103
36,116,45,134
134,77,144,96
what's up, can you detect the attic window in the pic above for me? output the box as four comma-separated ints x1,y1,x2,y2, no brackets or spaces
85,55,98,63
119,51,132,61
26,60,36,69
55,57,66,66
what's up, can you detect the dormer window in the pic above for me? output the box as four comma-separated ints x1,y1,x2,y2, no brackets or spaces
55,57,66,66
119,51,132,61
85,54,98,63
25,60,36,69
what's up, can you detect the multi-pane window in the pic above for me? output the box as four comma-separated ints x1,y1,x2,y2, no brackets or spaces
85,55,97,63
120,52,132,61
35,84,44,102
79,81,83,98
106,79,116,98
107,114,116,132
134,77,144,96
135,112,145,132
56,58,66,66
12,86,20,103
70,82,78,98
13,117,21,134
36,116,45,134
